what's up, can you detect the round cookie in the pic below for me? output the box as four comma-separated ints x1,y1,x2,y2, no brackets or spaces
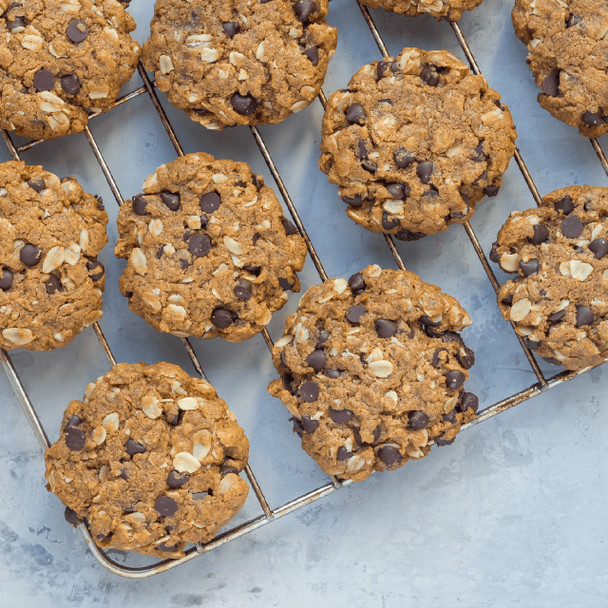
0,161,108,351
115,153,307,342
359,0,483,21
512,0,608,138
45,361,250,559
142,0,337,130
0,0,141,140
491,186,608,371
268,265,478,482
319,48,517,239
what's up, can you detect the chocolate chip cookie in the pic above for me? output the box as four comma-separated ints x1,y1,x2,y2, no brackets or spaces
0,161,108,351
359,0,483,21
268,265,478,482
142,0,337,129
0,0,141,140
491,186,608,371
512,0,608,138
45,361,250,558
115,153,307,342
319,48,517,240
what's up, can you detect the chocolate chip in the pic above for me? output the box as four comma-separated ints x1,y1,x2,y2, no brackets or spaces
66,19,89,43
179,259,189,270
306,349,326,372
325,369,341,379
566,13,582,27
394,149,416,168
65,427,86,451
303,45,319,65
230,93,258,116
161,190,180,211
211,307,235,328
420,64,440,86
199,191,221,214
234,279,252,300
443,410,457,424
472,141,487,162
167,471,188,489
6,16,27,31
132,194,148,215
386,183,408,199
484,184,500,197
282,373,297,395
489,242,500,263
291,417,303,437
28,178,46,192
341,194,363,207
376,59,398,79
582,110,604,126
346,304,366,324
361,159,377,173
408,410,429,430
523,337,540,351
417,161,433,184
337,446,353,461
375,319,397,338
157,542,179,553
519,259,539,276
155,496,178,517
355,139,368,159
378,445,402,467
281,218,298,235
589,238,608,258
60,73,81,95
125,438,146,455
65,414,82,430
97,532,113,543
294,0,317,22
64,507,82,526
554,195,574,214
456,346,475,370
381,212,400,230
188,234,211,257
432,347,449,368
345,103,365,125
422,189,439,199
279,277,295,291
548,309,566,323
86,259,104,281
44,274,62,294
395,228,425,241
561,215,583,238
445,370,465,390
0,268,13,291
348,272,366,295
458,392,479,413
529,224,549,245
33,69,55,92
222,21,240,38
329,408,353,424
220,463,239,477
316,329,330,348
300,380,319,402
20,243,40,266
119,469,129,480
301,416,319,433
541,71,560,97
420,315,440,329
576,305,594,327
243,264,261,276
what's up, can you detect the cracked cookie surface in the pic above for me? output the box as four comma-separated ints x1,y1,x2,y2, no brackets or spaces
0,0,140,140
319,48,516,240
491,186,608,371
513,0,608,137
268,265,478,482
142,0,337,129
0,161,107,351
45,361,250,558
359,0,483,21
115,153,307,342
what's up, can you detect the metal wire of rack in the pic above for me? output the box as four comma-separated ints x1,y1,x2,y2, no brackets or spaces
2,0,607,579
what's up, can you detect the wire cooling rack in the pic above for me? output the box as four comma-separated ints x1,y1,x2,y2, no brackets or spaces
2,0,608,579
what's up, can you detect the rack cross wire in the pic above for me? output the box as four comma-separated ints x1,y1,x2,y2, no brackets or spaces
1,1,607,578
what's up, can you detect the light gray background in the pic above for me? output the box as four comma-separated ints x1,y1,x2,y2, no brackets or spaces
1,0,607,606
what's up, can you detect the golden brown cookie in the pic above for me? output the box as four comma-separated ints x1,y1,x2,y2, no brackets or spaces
0,0,141,140
491,186,608,371
0,161,107,351
143,0,337,129
45,361,250,559
115,153,307,342
319,48,517,240
359,0,483,21
268,265,478,482
512,0,608,138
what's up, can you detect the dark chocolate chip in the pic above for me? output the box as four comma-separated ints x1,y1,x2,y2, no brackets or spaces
561,215,583,238
167,470,188,489
529,224,549,245
155,496,178,517
45,274,62,294
161,190,180,211
445,370,465,390
355,139,368,159
589,238,608,259
65,427,86,451
292,418,304,437
66,19,89,43
375,319,397,338
337,446,353,461
582,110,603,126
541,71,560,97
456,346,475,370
457,392,479,413
179,259,189,270
395,228,425,241
282,373,297,396
293,0,318,22
28,178,46,192
472,141,487,162
576,305,594,327
220,463,239,477
422,189,439,199
346,304,366,324
484,184,500,197
443,410,457,424
325,369,341,379
341,194,363,207
316,329,330,348
125,438,146,455
119,469,129,480
281,218,298,235
301,416,319,433
96,532,113,543
300,380,319,402
566,13,582,27
345,103,365,125
211,307,235,328
243,264,261,276
6,16,27,31
381,212,400,230
394,149,416,168
548,309,566,323
378,445,402,467
64,506,82,526
554,195,574,214
234,279,252,300
230,93,258,116
523,337,540,351
432,347,449,368
306,349,326,372
348,272,366,295
416,161,433,184
33,69,55,92
376,59,398,79
361,159,377,173
222,21,240,38
278,277,295,291
188,234,211,257
489,242,500,263
86,259,104,281
420,64,440,86
132,194,149,215
0,268,13,291
408,410,429,430
303,45,319,66
199,191,221,214
519,259,540,276
61,73,81,95
386,183,408,200
420,315,440,328
65,414,82,430
20,243,40,266
157,542,179,553
329,408,353,424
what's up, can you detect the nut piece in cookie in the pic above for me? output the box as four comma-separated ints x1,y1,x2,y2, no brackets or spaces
491,186,608,371
319,47,516,239
142,0,337,129
45,361,250,558
359,0,484,21
512,0,608,138
0,161,108,351
0,0,141,140
115,152,307,342
268,265,478,482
